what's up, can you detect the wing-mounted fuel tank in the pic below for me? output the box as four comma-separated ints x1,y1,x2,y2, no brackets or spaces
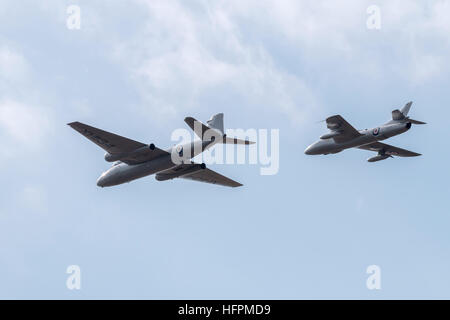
155,163,206,181
320,131,341,140
104,144,156,162
367,154,392,162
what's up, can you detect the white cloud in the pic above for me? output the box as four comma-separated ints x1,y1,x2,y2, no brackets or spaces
0,46,29,85
0,45,53,158
3,0,449,127
110,0,321,124
20,185,48,213
106,0,450,124
0,99,51,157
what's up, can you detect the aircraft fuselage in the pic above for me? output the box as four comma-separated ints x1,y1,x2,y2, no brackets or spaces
304,122,411,155
97,139,215,187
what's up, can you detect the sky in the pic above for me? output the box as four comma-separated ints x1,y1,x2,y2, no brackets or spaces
0,0,449,299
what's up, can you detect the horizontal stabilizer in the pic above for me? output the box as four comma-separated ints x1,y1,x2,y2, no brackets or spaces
223,136,255,145
408,119,426,125
185,116,255,144
184,116,222,140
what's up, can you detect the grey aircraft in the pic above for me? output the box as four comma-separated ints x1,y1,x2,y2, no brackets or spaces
304,102,425,162
68,113,253,187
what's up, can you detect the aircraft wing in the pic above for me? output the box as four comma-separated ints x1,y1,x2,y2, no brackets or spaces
156,163,243,187
358,142,421,157
183,168,243,187
326,115,362,143
68,121,169,165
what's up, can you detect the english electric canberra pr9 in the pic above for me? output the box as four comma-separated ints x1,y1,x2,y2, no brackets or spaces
68,113,253,187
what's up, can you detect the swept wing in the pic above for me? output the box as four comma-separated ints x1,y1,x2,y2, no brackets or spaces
358,141,421,157
68,121,169,165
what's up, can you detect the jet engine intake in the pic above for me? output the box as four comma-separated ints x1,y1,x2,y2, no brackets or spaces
104,152,121,162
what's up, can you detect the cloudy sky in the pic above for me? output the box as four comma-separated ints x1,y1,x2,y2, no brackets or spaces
1,0,449,299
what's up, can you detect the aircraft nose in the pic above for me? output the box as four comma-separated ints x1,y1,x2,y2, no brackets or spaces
96,175,105,187
304,145,313,155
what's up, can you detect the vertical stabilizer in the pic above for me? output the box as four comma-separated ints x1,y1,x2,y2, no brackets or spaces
390,101,426,124
401,101,412,116
392,101,412,120
206,113,224,135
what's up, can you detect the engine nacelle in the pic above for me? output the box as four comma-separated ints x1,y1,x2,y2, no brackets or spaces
105,144,156,162
320,131,341,140
104,152,121,162
367,154,390,162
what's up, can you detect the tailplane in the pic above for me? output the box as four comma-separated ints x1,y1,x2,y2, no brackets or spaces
391,101,426,124
184,113,255,144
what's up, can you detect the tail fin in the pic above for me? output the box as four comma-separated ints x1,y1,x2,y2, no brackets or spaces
392,101,412,120
391,101,426,124
206,113,224,135
401,101,412,116
184,113,255,144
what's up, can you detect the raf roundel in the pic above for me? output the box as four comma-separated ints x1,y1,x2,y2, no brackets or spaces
176,145,183,157
372,127,380,136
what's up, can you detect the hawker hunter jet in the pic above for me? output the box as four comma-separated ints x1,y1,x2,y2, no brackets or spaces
305,102,425,162
68,113,253,187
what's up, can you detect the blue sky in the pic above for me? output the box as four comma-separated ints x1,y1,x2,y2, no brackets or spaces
1,0,449,299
